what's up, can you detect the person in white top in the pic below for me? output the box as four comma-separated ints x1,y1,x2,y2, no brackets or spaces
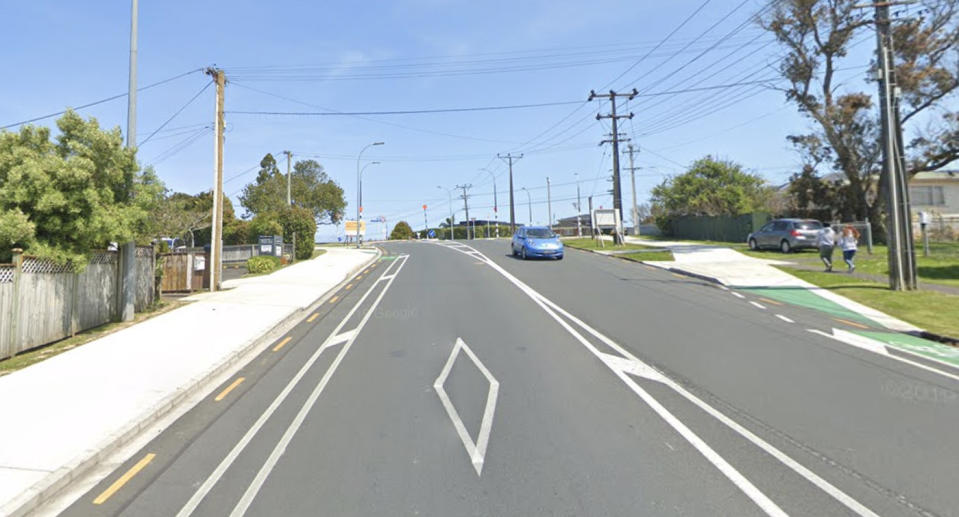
816,224,836,271
839,225,860,273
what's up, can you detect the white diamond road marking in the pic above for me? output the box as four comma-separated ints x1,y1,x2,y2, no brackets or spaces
434,337,500,476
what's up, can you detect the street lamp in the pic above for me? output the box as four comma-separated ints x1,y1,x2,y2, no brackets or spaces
437,185,455,240
356,141,384,247
575,172,582,237
521,187,532,225
480,167,498,238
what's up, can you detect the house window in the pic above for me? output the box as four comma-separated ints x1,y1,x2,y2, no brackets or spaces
909,186,945,206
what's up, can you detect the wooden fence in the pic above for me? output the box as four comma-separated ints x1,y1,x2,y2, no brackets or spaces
0,247,155,361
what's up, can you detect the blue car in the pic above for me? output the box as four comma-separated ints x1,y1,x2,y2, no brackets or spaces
511,226,564,260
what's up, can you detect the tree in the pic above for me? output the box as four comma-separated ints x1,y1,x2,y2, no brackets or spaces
239,154,346,226
0,111,164,265
389,221,414,240
650,156,771,217
249,206,316,260
763,1,959,225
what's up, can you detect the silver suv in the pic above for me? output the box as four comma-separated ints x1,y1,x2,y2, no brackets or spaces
747,219,823,253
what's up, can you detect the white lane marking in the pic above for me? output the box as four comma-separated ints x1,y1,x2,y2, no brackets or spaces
750,301,767,310
327,329,357,346
775,315,795,324
809,329,959,383
719,286,730,291
434,338,500,476
731,292,745,299
229,256,410,517
434,241,880,517
176,255,409,517
597,352,666,382
433,244,787,517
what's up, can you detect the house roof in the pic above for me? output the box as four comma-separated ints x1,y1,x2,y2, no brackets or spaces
911,170,958,182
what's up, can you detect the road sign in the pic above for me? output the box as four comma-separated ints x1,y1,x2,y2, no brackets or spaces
428,229,436,238
344,220,367,237
423,204,427,211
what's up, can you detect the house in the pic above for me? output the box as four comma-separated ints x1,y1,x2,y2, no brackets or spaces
909,170,959,230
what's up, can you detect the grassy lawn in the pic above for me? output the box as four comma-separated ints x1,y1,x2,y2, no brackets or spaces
620,250,675,262
781,267,959,338
564,238,674,261
0,300,184,377
564,237,662,251
310,248,327,259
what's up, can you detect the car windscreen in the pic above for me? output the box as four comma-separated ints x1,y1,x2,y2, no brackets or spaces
526,229,555,238
796,221,823,230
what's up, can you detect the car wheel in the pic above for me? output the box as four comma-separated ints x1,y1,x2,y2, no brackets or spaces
510,245,516,256
748,238,758,250
556,255,564,260
521,247,527,260
780,240,792,253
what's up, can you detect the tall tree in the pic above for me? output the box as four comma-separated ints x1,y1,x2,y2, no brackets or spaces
650,156,772,217
239,154,346,225
0,111,164,265
763,0,959,223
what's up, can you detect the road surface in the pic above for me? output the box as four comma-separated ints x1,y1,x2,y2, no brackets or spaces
59,239,959,516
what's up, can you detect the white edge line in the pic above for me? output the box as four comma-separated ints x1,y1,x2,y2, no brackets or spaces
809,329,959,383
441,242,879,517
229,255,410,517
441,244,787,517
176,255,408,517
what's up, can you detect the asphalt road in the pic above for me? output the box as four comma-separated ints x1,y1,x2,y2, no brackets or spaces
59,239,959,517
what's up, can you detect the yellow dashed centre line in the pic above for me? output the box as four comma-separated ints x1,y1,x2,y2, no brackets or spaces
833,317,870,330
329,296,339,304
215,377,246,401
306,313,319,323
356,275,363,280
272,337,292,352
759,298,783,306
671,273,685,279
345,283,353,290
92,453,156,505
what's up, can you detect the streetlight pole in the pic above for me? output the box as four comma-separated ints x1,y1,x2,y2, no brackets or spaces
437,186,455,240
480,168,499,238
575,172,582,237
521,187,532,225
546,176,552,231
356,141,384,248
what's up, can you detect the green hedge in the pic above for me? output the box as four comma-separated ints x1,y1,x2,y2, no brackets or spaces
247,255,281,274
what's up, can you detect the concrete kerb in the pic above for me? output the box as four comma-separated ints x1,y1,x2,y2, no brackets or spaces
1,248,381,517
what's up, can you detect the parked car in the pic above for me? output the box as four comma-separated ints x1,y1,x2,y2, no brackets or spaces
510,226,564,260
747,219,823,253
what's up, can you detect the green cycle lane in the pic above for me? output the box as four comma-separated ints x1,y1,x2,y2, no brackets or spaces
853,330,959,368
740,287,876,325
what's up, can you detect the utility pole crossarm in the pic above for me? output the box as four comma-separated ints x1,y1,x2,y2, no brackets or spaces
589,89,637,244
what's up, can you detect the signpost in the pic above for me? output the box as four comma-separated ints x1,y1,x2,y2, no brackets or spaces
344,220,366,241
591,208,622,248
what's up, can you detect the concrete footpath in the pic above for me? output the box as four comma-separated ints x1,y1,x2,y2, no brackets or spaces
0,246,378,517
627,236,921,332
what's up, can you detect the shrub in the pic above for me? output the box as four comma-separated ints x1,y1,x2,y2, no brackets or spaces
247,255,281,274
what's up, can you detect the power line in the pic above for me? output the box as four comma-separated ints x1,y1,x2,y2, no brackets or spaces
138,81,212,146
226,100,584,117
1,68,203,130
231,82,521,145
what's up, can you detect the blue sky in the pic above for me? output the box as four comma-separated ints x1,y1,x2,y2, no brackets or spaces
2,0,889,240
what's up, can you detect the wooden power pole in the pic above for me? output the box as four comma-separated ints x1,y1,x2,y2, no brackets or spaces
207,68,226,292
589,89,637,244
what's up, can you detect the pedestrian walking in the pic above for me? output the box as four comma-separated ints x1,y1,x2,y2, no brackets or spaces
816,223,836,271
839,225,860,273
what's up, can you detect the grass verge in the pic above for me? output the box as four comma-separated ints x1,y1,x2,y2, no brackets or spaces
311,248,327,259
564,238,674,261
0,300,185,377
780,267,959,338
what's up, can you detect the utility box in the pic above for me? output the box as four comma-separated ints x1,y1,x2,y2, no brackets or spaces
258,235,284,257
